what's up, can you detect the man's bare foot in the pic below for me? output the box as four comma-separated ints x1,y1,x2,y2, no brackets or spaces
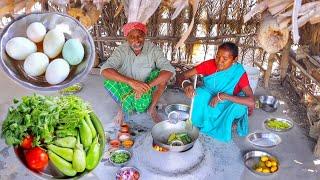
113,109,124,125
148,107,162,123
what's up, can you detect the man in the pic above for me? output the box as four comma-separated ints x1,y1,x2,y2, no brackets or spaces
100,22,175,124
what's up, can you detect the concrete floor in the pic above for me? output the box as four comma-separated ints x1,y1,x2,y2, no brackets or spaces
0,70,320,180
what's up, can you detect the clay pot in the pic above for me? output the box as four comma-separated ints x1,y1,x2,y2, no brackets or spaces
120,124,130,133
122,139,134,149
109,139,121,148
118,132,131,142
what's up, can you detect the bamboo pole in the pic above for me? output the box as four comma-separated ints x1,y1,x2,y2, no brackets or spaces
264,54,275,88
280,43,290,81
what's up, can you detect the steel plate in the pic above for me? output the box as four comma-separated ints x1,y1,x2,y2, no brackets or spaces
264,118,293,132
247,132,281,148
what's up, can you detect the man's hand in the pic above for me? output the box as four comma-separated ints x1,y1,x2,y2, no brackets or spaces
134,90,143,99
184,85,195,98
129,79,150,93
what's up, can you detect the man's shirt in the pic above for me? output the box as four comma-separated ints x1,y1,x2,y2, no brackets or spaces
100,41,175,81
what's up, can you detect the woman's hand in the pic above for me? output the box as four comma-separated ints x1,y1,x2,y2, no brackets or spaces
210,93,226,107
184,85,195,98
209,96,220,107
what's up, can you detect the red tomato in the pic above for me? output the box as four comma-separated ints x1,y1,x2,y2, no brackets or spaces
21,135,33,149
25,147,48,171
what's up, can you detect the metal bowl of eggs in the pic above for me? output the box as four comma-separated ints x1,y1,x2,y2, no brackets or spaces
0,12,95,91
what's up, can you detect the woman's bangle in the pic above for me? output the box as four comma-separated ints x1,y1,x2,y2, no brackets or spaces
181,79,191,88
217,92,223,101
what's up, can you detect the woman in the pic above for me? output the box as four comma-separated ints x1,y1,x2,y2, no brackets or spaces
179,42,255,142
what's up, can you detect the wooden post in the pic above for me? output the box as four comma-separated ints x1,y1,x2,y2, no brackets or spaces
280,43,290,81
314,136,320,157
264,54,275,88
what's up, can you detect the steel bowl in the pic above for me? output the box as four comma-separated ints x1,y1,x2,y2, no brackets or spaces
109,149,132,167
151,120,199,152
264,118,293,132
165,104,190,121
14,112,105,179
247,132,281,148
0,12,95,91
259,96,279,112
243,150,279,176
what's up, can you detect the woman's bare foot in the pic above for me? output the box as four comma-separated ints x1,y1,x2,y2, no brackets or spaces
113,109,124,125
148,107,162,123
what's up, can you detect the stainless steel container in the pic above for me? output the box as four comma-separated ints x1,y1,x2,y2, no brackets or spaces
243,150,279,176
165,104,190,121
259,96,279,112
151,120,199,152
109,149,132,167
264,118,293,132
0,12,95,91
247,132,281,148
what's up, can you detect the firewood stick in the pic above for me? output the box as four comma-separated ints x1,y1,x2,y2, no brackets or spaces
288,7,319,30
268,1,293,15
268,0,293,8
278,17,291,29
244,0,269,23
278,1,320,18
310,14,320,24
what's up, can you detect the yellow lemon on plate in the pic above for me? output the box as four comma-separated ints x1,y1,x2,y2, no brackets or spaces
265,161,272,167
255,167,263,172
261,156,269,162
271,166,278,172
262,168,271,173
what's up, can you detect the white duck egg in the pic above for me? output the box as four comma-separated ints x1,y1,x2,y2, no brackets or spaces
43,28,65,59
45,58,70,85
5,37,37,60
26,22,46,43
24,52,49,77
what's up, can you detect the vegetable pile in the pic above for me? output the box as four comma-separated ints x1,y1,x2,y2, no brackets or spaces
60,83,83,94
110,151,131,164
1,94,104,177
116,167,140,180
266,118,291,130
253,156,279,174
167,132,192,146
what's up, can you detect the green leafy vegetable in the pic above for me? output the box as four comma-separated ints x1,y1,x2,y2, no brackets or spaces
110,152,130,164
1,94,91,147
60,83,82,94
266,119,290,130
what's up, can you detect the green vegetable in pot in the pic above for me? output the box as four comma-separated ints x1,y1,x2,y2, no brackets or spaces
72,134,86,172
110,152,130,164
79,118,92,148
54,136,77,148
86,136,100,170
48,150,77,177
167,132,192,145
47,144,73,162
